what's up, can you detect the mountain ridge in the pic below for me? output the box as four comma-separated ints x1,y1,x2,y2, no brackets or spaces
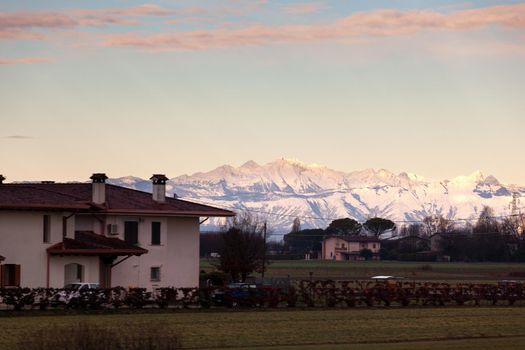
107,158,524,234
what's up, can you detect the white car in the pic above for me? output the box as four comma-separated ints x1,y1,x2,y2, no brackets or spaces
370,276,405,280
55,283,100,305
64,283,100,290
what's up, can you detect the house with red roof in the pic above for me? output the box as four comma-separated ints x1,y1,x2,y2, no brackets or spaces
0,173,234,289
321,235,381,261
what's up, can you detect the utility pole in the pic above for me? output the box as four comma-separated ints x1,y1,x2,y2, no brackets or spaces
261,221,267,279
510,193,523,236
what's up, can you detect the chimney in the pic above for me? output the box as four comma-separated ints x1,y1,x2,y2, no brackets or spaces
0,175,5,184
90,173,108,204
150,174,168,203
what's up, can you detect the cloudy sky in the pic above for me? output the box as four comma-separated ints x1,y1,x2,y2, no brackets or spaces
1,0,524,183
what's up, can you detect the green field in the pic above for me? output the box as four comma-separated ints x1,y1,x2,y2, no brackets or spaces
2,261,524,349
201,259,525,282
2,307,525,349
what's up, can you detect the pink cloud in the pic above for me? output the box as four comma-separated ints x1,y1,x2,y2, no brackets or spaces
103,4,525,51
285,3,323,15
2,3,525,54
0,5,208,42
0,29,45,40
0,5,207,31
0,57,50,65
0,12,77,29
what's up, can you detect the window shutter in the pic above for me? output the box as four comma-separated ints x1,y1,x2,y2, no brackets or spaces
151,222,161,245
14,265,21,287
0,265,4,288
43,215,51,243
124,221,139,245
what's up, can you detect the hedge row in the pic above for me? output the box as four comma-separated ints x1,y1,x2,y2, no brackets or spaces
1,281,524,311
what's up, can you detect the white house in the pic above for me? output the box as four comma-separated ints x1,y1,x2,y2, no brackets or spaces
0,173,234,290
321,235,381,261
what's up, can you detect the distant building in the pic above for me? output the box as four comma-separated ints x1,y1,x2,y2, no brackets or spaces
321,235,381,261
0,173,234,289
383,235,430,252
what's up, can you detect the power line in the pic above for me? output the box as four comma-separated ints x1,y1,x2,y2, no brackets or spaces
182,196,525,227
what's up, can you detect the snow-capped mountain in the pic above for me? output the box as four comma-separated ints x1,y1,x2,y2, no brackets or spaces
108,158,524,235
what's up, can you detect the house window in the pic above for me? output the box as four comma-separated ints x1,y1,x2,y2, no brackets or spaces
150,267,161,281
124,221,139,245
0,264,21,287
151,222,161,245
43,215,51,243
62,217,68,238
373,244,376,249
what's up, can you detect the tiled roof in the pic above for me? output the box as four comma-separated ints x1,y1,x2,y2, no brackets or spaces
0,185,91,210
47,231,148,256
325,235,380,243
0,183,234,217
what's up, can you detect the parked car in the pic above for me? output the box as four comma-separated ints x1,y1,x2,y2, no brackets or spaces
211,283,265,307
370,276,404,280
64,283,100,290
54,283,101,306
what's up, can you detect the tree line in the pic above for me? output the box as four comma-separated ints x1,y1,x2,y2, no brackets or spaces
201,207,525,282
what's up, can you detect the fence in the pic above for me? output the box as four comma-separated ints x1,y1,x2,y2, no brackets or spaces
1,280,524,311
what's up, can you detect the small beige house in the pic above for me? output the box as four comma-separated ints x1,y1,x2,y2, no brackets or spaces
0,173,234,290
321,235,381,261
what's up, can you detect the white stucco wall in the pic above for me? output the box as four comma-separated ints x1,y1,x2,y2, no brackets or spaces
110,216,200,290
1,210,202,290
49,256,100,288
322,237,380,261
0,211,73,287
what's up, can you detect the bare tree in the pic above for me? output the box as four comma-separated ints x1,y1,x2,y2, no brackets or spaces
217,212,268,282
474,206,500,233
291,217,301,233
422,215,455,236
501,213,524,236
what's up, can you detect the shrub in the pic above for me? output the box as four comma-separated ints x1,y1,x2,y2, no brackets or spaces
124,288,152,309
17,321,181,350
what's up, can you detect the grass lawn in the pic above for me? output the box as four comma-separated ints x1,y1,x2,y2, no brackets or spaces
201,259,525,282
2,307,525,349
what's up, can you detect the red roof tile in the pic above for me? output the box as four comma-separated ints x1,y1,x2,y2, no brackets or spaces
0,183,234,217
47,231,148,256
324,235,380,243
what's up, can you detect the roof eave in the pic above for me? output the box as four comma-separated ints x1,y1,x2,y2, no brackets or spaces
0,204,90,211
47,248,148,256
102,209,235,217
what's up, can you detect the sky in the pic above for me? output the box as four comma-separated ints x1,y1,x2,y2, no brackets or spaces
1,0,524,184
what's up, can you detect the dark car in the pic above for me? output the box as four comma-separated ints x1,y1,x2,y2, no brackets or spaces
211,283,265,307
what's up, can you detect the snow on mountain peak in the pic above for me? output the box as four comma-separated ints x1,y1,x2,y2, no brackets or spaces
270,158,325,170
469,170,485,181
451,170,485,185
483,175,500,186
112,176,143,185
108,160,523,234
240,160,260,170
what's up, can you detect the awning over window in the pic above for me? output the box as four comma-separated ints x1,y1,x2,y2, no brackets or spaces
47,231,148,257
